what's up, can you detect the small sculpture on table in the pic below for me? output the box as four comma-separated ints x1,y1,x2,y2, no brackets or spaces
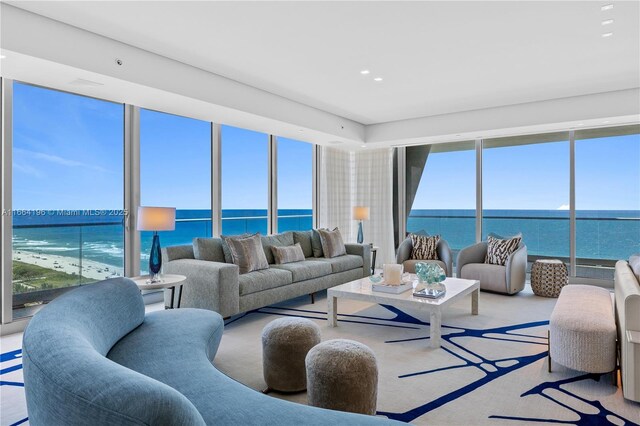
414,262,446,298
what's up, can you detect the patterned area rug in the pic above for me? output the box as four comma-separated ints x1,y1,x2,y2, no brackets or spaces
2,286,639,425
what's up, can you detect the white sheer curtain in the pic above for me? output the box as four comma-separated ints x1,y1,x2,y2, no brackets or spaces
318,147,354,240
354,148,395,267
319,146,395,269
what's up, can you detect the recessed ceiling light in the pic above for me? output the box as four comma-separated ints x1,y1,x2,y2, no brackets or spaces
602,32,613,38
577,123,584,126
361,145,367,148
360,70,370,75
373,77,383,82
601,4,614,11
602,19,614,25
603,120,611,123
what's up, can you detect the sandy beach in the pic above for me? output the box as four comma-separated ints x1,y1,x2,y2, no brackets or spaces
12,250,124,281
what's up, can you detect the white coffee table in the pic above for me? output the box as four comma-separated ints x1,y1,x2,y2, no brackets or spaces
327,276,480,348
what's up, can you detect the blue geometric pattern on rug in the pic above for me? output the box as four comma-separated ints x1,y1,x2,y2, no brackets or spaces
1,348,28,426
250,303,638,425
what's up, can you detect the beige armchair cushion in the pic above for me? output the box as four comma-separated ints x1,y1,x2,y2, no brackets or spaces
460,263,507,293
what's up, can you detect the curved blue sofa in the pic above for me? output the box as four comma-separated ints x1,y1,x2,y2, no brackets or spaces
23,278,397,425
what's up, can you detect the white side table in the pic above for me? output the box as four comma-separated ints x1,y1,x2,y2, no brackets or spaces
130,274,187,309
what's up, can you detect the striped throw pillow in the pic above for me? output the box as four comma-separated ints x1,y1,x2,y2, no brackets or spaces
485,234,522,266
409,234,440,260
271,243,306,264
224,233,270,274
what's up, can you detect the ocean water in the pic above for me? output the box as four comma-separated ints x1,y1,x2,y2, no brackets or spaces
408,209,640,261
12,209,313,271
12,209,639,274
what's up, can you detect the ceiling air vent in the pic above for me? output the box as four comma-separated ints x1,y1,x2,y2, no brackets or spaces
69,78,104,87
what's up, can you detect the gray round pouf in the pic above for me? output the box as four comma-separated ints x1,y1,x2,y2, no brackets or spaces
305,339,378,415
262,317,321,392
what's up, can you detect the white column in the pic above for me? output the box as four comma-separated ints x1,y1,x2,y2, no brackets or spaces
211,123,222,236
124,105,140,277
1,78,14,324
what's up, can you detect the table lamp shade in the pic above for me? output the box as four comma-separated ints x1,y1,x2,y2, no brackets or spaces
137,207,176,231
353,206,370,221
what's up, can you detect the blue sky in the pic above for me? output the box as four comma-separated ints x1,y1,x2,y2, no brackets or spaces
413,135,640,211
11,82,640,212
13,83,313,210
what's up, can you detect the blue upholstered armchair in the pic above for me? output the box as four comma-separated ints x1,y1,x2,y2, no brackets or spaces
456,240,527,295
396,236,453,277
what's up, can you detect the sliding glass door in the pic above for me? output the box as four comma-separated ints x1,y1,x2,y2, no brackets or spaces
575,126,640,279
221,125,269,235
11,82,124,318
140,109,212,273
277,137,313,232
406,141,476,265
483,133,570,267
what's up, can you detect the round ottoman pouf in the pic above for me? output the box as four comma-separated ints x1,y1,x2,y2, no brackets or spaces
531,259,568,298
262,317,321,392
305,339,378,415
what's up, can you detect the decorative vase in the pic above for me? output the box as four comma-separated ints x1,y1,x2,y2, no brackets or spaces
149,232,162,281
414,262,446,292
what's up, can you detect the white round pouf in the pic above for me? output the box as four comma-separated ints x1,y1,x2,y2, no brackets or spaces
262,317,321,392
305,339,378,415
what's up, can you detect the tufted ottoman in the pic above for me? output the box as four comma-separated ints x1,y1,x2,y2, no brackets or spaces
305,339,378,415
262,317,321,393
549,285,617,376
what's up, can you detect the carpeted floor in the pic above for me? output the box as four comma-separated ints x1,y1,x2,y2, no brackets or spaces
2,285,639,425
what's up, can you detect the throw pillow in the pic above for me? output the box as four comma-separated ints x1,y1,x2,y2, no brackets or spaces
485,234,522,266
409,234,440,260
271,243,306,264
317,228,347,258
220,233,251,263
293,230,314,258
311,228,326,257
261,232,294,264
224,233,269,274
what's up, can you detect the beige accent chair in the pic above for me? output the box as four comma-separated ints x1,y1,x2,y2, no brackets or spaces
396,236,453,276
456,240,527,295
615,258,640,402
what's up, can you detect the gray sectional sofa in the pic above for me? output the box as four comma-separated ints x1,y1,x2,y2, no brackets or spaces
614,257,640,403
163,231,371,317
22,278,397,425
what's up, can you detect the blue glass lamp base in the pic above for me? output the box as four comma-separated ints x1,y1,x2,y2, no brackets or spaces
357,221,364,244
149,233,162,282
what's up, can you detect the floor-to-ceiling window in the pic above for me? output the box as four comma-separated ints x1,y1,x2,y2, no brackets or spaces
221,125,269,235
575,126,640,280
406,141,476,264
482,133,570,267
277,137,313,232
11,82,124,318
140,109,211,273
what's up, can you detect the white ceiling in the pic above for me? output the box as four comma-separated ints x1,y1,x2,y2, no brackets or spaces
5,1,640,126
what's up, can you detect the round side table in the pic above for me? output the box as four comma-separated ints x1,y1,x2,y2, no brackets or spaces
530,260,567,298
130,274,187,309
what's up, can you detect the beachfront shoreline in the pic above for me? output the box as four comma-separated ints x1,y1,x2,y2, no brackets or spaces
12,250,124,281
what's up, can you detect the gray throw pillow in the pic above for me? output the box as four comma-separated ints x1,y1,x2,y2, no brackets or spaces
271,243,305,264
311,228,326,257
485,234,522,266
261,232,294,264
220,233,251,263
409,234,440,260
293,231,314,258
224,233,269,274
193,237,226,263
317,228,346,258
